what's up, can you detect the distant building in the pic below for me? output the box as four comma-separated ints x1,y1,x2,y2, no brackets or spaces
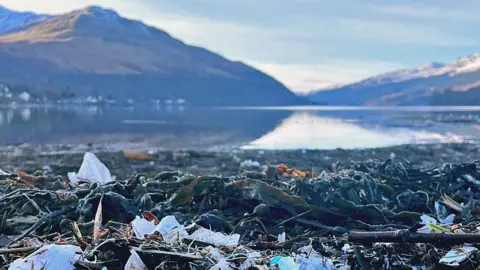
18,92,31,102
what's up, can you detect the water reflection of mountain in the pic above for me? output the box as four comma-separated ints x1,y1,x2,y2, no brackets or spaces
243,111,474,150
1,106,478,149
0,106,291,147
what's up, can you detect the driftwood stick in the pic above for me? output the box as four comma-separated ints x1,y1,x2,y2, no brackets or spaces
349,230,480,245
0,246,39,254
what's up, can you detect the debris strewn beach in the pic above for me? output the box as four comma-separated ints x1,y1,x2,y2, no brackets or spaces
0,143,478,269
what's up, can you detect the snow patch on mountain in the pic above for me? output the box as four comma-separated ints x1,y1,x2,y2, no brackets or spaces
355,54,480,88
357,62,446,87
0,5,51,34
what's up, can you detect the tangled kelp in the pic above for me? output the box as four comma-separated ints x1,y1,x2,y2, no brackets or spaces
0,152,479,269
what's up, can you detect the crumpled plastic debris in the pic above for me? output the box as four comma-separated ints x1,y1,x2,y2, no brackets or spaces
270,256,298,270
131,215,157,240
270,247,334,270
124,249,147,270
296,256,334,270
188,227,240,247
68,152,113,184
9,244,81,270
240,159,261,169
205,246,259,270
209,258,235,270
132,215,240,247
296,246,334,270
157,215,189,243
238,252,261,270
439,245,478,266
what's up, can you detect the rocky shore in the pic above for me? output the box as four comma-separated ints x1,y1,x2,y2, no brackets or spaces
0,142,478,269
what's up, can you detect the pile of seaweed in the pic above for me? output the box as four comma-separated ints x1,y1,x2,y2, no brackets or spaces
0,152,479,269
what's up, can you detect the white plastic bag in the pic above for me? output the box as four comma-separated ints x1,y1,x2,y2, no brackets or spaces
9,244,81,270
439,245,477,266
68,152,112,184
157,215,188,243
131,216,157,240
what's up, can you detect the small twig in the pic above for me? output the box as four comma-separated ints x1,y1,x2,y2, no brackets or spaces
132,247,202,259
349,230,480,245
276,209,313,227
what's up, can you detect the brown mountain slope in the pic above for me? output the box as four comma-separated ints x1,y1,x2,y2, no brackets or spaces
0,6,306,105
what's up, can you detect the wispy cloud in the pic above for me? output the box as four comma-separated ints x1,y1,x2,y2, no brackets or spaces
337,18,477,47
373,4,480,21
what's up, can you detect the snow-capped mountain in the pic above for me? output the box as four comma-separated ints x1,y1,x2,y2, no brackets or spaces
351,54,480,89
308,54,480,106
0,5,51,34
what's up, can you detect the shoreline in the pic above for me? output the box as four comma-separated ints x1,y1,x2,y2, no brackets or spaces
1,142,478,178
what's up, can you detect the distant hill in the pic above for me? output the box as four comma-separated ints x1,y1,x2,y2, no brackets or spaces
308,55,480,106
0,5,307,106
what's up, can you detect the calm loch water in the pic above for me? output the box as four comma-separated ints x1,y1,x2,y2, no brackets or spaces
0,105,479,150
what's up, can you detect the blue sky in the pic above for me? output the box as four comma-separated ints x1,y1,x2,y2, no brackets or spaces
1,0,479,93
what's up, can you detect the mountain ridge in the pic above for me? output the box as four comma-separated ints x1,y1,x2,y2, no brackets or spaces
0,5,52,34
0,5,307,106
308,54,480,106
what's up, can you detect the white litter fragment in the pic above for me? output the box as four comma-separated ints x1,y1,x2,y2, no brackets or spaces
124,249,147,270
439,214,455,225
270,246,335,270
434,202,455,224
342,243,352,254
8,244,81,270
157,215,188,243
68,152,112,184
420,214,437,226
0,169,8,175
238,252,261,270
188,227,240,247
205,246,225,261
296,256,334,270
209,258,235,270
439,245,477,266
297,246,334,270
240,159,260,169
277,232,286,243
131,216,156,240
131,216,241,247
418,214,438,233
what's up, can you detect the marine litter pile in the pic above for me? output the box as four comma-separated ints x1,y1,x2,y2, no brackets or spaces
0,151,480,269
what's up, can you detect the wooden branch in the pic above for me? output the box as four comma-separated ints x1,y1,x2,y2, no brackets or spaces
349,230,480,245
